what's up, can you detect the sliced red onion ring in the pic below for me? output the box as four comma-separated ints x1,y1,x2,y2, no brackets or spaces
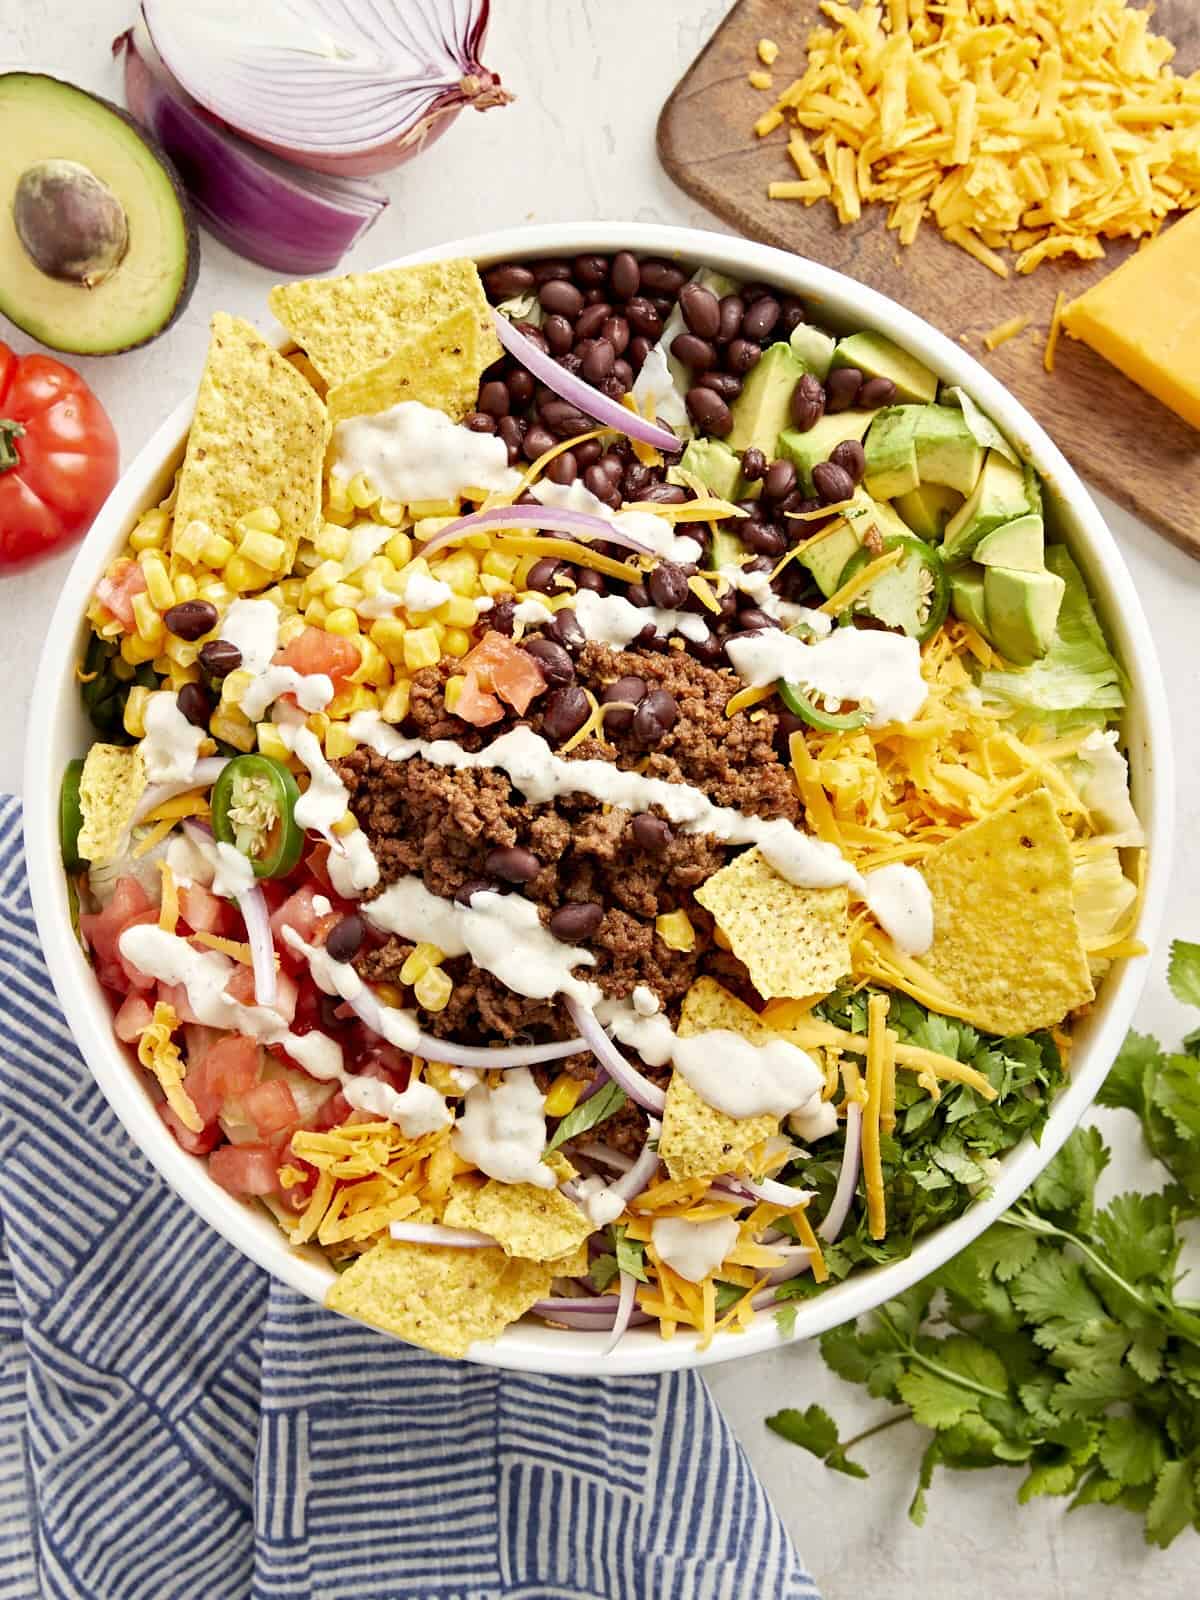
531,1295,653,1330
604,1269,640,1354
609,1119,661,1203
818,1103,862,1244
389,1221,498,1248
494,313,682,454
575,1141,634,1173
738,1175,816,1209
235,882,277,1009
564,998,666,1114
341,978,586,1071
417,503,654,563
131,758,229,826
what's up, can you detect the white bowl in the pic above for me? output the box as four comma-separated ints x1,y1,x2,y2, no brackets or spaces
25,223,1173,1375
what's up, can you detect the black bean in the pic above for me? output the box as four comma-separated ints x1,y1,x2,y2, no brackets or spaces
671,332,716,372
542,314,574,355
859,375,898,409
542,685,591,744
688,631,725,666
600,314,630,355
741,296,781,341
611,251,640,299
640,259,687,294
779,488,807,516
508,368,535,407
740,447,767,483
478,379,510,418
199,638,241,678
539,397,591,436
585,465,621,506
628,334,653,371
539,279,584,319
522,636,574,687
573,567,605,594
685,386,733,436
632,688,680,746
647,561,690,609
485,846,541,884
455,877,498,907
523,424,557,462
790,373,826,432
574,253,609,287
545,450,578,486
640,483,689,505
549,901,605,942
813,460,856,503
741,281,773,303
489,598,516,637
176,682,211,729
600,674,646,733
624,297,663,339
631,812,672,852
679,282,722,339
325,914,364,963
600,372,626,401
581,338,616,384
829,438,866,484
625,583,652,609
596,451,624,481
726,338,762,375
464,410,497,434
556,351,584,378
744,522,787,557
497,415,525,464
697,371,741,401
622,462,651,500
163,599,217,641
484,263,536,299
533,259,571,284
574,439,603,469
319,994,352,1031
826,367,863,413
513,321,548,354
583,286,607,306
574,302,612,341
737,606,779,632
527,557,571,594
717,294,745,343
764,459,798,502
612,358,634,391
548,607,586,654
779,296,807,335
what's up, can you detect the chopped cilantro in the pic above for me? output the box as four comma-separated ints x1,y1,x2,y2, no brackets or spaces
612,1223,648,1284
545,1080,627,1155
588,1252,619,1293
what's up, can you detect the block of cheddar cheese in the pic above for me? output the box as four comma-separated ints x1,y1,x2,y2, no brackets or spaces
1062,209,1200,432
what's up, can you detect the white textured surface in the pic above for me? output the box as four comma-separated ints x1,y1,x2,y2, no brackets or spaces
2,2,1196,1592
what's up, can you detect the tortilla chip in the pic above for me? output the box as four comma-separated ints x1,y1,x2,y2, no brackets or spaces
326,307,483,425
659,978,779,1181
326,1237,554,1360
695,847,850,1000
922,789,1095,1035
172,314,327,568
268,259,502,390
443,1169,593,1265
77,744,146,865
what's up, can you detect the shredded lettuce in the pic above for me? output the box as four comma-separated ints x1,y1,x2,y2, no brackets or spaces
975,545,1125,734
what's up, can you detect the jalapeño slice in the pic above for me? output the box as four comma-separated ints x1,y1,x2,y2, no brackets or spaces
60,758,86,871
211,754,303,879
837,533,949,643
777,679,869,732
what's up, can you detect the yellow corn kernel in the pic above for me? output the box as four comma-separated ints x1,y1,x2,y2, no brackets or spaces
305,710,330,742
443,675,465,714
294,546,323,574
385,532,414,568
210,706,256,752
330,811,358,838
303,599,330,627
413,515,459,545
758,37,779,65
407,498,459,520
432,550,479,594
237,529,287,572
324,723,358,760
197,580,232,608
220,667,254,708
351,638,389,686
400,942,444,985
304,559,343,597
225,554,273,594
478,572,514,598
375,981,405,1008
326,684,376,719
369,616,408,668
380,679,411,724
259,585,286,610
167,662,200,693
324,607,360,638
131,593,164,645
376,498,405,527
437,592,481,629
240,506,281,534
327,582,361,611
314,523,351,562
482,550,520,583
543,1073,584,1118
323,503,353,528
172,520,210,563
141,557,175,612
163,634,200,668
748,68,773,89
256,722,293,762
172,572,199,603
348,473,377,510
123,685,152,739
327,473,353,513
403,627,441,672
442,627,471,658
129,509,170,551
200,533,235,568
280,578,304,608
655,910,696,953
413,967,452,1013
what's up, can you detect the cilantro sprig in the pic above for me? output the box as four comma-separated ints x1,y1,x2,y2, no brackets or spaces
767,941,1200,1549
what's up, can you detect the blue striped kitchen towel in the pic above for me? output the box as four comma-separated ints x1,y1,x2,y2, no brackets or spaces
0,797,818,1600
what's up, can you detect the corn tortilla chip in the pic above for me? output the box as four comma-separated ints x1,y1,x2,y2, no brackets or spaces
325,306,483,425
269,259,502,390
77,744,146,865
922,789,1095,1035
659,978,779,1181
443,1170,593,1265
326,1238,554,1360
695,848,850,1000
172,314,326,567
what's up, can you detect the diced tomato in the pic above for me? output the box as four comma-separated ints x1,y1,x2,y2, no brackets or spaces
310,1089,352,1131
94,558,147,632
271,884,326,964
305,842,334,893
244,1080,299,1136
178,882,225,934
202,1034,260,1099
81,877,155,991
354,1045,412,1094
157,1101,221,1156
463,630,515,685
209,1143,281,1196
454,669,504,727
160,981,202,1025
113,992,154,1043
273,626,360,689
491,648,547,714
461,630,547,716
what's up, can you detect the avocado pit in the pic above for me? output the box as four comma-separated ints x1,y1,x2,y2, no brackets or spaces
13,158,129,288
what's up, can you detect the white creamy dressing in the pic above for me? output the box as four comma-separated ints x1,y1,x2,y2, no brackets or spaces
311,894,333,916
272,715,380,891
140,693,204,784
573,587,709,648
366,880,601,1006
672,1030,825,1120
573,1174,626,1227
725,628,928,728
632,985,661,1017
530,479,701,564
860,864,934,957
715,563,834,637
651,1216,739,1283
198,838,257,900
342,522,392,578
331,400,521,505
597,995,676,1067
327,830,381,898
403,571,454,614
354,591,406,620
451,1067,556,1189
788,1097,840,1142
220,599,333,723
164,831,213,889
513,598,555,628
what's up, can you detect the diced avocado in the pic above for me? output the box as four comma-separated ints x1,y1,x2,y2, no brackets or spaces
894,481,963,540
799,522,862,598
677,437,743,501
710,525,748,570
789,322,836,379
949,567,989,635
913,406,985,496
0,72,197,354
778,409,876,495
983,566,1066,665
727,340,807,457
831,330,938,405
869,497,917,543
863,406,921,499
941,450,1031,565
1023,462,1044,519
974,513,1045,572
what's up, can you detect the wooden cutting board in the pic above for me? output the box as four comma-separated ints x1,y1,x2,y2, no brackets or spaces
658,0,1200,559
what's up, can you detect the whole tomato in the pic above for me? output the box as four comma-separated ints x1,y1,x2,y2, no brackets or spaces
0,342,119,571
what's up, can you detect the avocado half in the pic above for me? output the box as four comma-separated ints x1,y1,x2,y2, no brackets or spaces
0,73,198,355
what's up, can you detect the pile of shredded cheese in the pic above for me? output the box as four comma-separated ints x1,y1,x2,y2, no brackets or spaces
754,0,1200,276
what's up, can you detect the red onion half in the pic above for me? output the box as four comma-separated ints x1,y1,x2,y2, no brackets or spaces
236,881,278,1009
531,1296,654,1332
390,1220,497,1247
141,0,512,177
418,503,655,562
564,998,666,1114
119,25,386,273
818,1103,862,1245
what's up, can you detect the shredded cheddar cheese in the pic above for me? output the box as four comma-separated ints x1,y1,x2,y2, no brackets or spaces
983,314,1032,351
862,992,889,1240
